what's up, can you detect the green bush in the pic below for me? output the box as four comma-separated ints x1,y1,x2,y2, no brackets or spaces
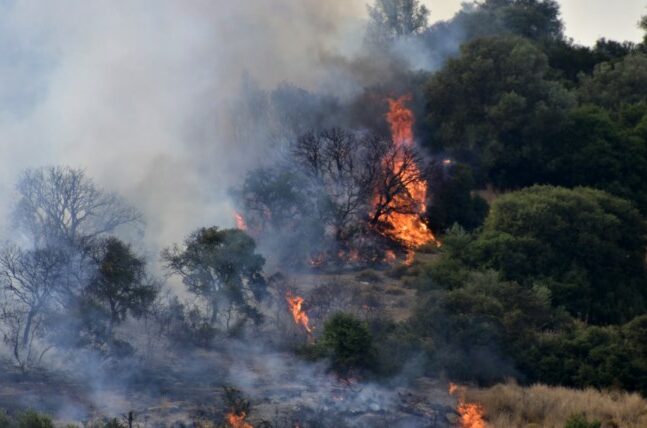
320,313,376,375
470,186,647,324
17,411,54,428
0,410,10,428
564,414,602,428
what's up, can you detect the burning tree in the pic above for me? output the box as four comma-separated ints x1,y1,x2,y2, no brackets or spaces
370,96,437,249
233,95,437,268
162,227,267,335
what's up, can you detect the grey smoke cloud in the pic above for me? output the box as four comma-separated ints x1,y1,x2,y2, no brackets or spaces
0,0,367,253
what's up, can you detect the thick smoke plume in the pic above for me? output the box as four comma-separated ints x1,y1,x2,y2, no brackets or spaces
0,0,371,255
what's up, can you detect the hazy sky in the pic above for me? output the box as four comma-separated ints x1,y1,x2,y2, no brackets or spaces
422,0,646,45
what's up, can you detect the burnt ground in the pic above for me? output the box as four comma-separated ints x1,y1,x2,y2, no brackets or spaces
0,254,458,427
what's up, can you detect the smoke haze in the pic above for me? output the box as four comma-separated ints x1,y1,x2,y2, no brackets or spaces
0,0,369,253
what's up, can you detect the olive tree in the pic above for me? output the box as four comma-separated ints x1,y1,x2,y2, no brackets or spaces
162,228,266,334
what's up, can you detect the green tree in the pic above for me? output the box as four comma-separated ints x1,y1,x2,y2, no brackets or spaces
87,237,158,337
411,267,563,382
470,186,647,324
578,53,647,109
426,163,488,233
454,0,563,43
17,411,54,428
162,228,266,333
366,0,429,46
320,313,376,375
545,105,647,213
425,36,574,187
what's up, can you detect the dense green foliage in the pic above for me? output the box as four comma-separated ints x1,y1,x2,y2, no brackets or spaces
319,313,376,375
564,414,602,428
408,187,647,394
426,162,488,233
403,5,647,396
162,227,266,334
473,186,647,324
425,36,574,187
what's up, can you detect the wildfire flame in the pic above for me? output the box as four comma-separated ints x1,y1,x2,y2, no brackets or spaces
286,292,313,334
448,383,487,428
384,249,397,263
226,411,252,428
234,212,247,231
374,96,437,248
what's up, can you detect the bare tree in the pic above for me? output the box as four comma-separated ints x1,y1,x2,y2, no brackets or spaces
0,245,66,370
292,129,387,242
13,166,141,247
369,144,426,225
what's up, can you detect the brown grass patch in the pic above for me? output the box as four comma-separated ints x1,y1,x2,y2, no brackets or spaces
464,381,647,428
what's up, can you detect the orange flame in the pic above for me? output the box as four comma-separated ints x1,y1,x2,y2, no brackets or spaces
404,251,415,266
226,411,252,428
286,292,313,334
374,96,437,248
234,212,247,231
308,254,326,268
448,383,487,428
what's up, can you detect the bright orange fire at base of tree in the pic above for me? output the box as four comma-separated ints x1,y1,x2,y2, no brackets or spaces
449,383,487,428
373,95,437,250
226,411,253,428
286,291,313,334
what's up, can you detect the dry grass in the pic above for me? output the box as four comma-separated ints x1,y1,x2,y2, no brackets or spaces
465,381,647,428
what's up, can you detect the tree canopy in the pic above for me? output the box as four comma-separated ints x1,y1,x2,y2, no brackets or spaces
471,186,647,324
162,227,266,333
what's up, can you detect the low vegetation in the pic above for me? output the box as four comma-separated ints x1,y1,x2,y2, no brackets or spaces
464,381,647,428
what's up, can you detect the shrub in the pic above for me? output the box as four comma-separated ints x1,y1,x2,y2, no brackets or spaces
464,381,647,428
564,414,602,428
0,410,10,428
320,313,376,375
17,411,54,428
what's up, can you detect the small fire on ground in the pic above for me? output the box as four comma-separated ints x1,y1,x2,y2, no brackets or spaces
286,291,313,335
448,383,487,428
226,411,252,428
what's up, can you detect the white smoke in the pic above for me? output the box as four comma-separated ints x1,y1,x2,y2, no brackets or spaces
0,0,367,254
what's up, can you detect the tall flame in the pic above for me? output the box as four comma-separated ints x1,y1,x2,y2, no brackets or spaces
226,411,253,428
449,383,487,428
374,96,437,248
286,292,313,334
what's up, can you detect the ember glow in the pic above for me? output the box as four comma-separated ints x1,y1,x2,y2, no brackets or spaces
448,383,487,428
308,254,326,268
286,292,313,334
374,96,437,248
234,212,247,231
226,411,253,428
